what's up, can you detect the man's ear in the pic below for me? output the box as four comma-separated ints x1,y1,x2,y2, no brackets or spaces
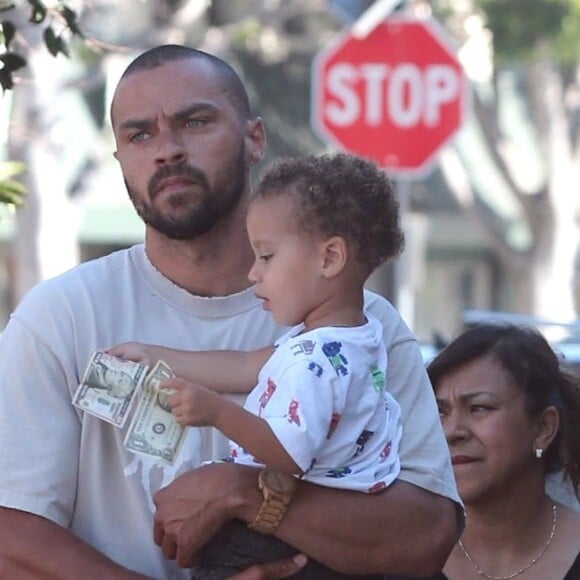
245,116,266,167
321,236,347,279
534,406,559,453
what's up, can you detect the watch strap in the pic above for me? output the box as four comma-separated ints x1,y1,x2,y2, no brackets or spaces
247,469,298,535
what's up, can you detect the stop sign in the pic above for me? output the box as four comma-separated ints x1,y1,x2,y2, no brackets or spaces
312,16,467,177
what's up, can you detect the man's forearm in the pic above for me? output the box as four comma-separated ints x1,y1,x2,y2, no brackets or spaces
0,508,151,580
235,473,459,576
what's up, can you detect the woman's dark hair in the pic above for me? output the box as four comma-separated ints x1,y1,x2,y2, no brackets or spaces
427,323,580,498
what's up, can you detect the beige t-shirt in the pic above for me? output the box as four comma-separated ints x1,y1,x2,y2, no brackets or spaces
0,244,460,580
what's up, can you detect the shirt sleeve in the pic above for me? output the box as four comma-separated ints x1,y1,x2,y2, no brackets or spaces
364,290,461,504
0,290,81,527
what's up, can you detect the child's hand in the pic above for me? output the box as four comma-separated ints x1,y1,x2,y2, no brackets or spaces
105,342,158,366
160,377,223,427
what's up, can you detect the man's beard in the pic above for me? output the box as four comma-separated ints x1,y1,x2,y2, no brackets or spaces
125,147,246,241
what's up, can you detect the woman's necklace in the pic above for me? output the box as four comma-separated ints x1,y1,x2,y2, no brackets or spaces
457,503,557,580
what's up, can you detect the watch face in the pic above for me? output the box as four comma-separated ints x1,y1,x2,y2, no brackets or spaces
262,469,298,494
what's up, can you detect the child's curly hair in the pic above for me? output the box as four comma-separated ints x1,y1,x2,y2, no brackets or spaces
253,152,405,274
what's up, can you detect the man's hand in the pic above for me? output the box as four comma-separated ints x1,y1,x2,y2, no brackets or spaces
153,462,259,567
230,554,307,579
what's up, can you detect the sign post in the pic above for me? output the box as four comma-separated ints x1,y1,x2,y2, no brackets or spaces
312,16,468,324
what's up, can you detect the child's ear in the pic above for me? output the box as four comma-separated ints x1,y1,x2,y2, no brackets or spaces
321,236,347,278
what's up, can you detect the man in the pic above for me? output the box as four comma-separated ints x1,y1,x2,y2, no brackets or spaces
0,45,461,579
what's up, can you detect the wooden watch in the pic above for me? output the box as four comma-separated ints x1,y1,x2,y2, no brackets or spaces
247,468,299,535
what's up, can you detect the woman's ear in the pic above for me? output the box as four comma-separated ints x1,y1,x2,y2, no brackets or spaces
321,236,347,279
534,406,559,453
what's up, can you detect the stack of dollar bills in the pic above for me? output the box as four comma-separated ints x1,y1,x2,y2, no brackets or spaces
73,352,185,464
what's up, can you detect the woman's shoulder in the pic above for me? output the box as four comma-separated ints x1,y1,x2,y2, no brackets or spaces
559,503,580,537
385,575,447,580
555,504,580,579
564,551,580,580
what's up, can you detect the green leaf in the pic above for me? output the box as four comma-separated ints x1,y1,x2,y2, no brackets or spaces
0,161,26,180
58,35,69,57
0,52,26,73
43,26,59,56
1,20,15,48
59,5,83,37
0,179,27,205
0,68,13,91
0,179,26,195
0,160,27,206
43,28,70,58
476,0,571,61
28,0,47,24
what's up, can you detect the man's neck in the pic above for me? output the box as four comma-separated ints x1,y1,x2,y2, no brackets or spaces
144,221,255,298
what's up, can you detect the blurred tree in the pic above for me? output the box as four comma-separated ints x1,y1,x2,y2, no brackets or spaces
435,0,580,320
2,1,90,300
0,1,83,212
3,0,577,322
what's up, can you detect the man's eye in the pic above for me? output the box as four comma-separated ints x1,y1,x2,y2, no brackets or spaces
471,404,491,413
130,131,150,143
185,118,206,128
259,254,272,262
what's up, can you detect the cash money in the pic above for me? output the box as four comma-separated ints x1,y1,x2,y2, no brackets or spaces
73,351,148,427
123,360,186,464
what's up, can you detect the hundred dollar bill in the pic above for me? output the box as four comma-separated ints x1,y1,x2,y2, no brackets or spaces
123,360,186,464
73,351,148,427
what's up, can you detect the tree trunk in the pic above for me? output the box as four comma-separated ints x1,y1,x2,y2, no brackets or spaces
8,25,80,303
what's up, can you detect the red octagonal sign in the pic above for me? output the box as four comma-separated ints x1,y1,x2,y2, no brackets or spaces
312,16,468,177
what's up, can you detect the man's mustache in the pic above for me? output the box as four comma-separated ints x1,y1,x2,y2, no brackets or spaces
148,163,209,198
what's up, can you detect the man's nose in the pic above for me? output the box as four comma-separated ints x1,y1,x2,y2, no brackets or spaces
155,128,186,164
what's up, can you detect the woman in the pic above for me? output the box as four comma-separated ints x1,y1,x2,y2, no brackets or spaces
394,324,580,579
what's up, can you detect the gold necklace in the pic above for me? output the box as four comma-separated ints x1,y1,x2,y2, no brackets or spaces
457,504,557,580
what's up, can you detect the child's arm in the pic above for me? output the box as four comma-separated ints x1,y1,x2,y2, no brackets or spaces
164,377,302,475
107,342,273,394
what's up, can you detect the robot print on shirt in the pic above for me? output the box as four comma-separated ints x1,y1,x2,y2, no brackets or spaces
326,466,352,478
322,342,348,376
291,339,316,356
368,481,387,493
286,398,301,426
370,367,385,392
380,441,392,461
258,378,277,416
326,412,341,439
307,361,323,377
354,429,374,457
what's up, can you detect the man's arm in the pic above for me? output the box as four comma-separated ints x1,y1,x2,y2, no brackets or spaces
153,462,459,576
0,508,151,580
272,476,458,576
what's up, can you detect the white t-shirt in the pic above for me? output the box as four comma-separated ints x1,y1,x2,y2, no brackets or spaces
0,244,459,580
232,315,402,493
